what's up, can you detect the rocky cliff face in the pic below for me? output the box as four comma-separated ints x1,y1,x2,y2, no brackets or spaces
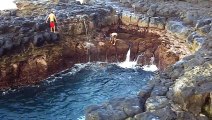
0,0,187,89
0,0,211,119
85,0,212,120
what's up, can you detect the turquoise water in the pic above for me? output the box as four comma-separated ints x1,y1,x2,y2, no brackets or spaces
0,63,153,120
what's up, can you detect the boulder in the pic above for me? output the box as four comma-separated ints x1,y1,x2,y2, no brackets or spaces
149,17,166,30
151,85,168,96
33,33,45,46
121,11,131,26
0,24,9,34
176,111,209,120
130,14,141,26
86,108,126,120
147,4,157,17
13,35,23,47
166,21,192,40
134,106,176,120
43,32,51,43
145,96,170,111
50,33,60,42
155,45,179,70
198,25,211,35
0,10,11,16
104,97,143,116
22,37,30,44
0,47,4,56
156,5,179,17
19,27,30,34
74,22,85,35
138,16,149,28
105,15,119,25
138,84,154,100
0,37,4,47
183,11,199,24
22,21,36,28
125,117,134,120
120,0,131,3
195,18,212,29
187,32,206,51
193,37,206,46
132,2,145,13
3,37,13,51
35,22,47,31
187,32,198,43
167,64,212,115
86,97,143,120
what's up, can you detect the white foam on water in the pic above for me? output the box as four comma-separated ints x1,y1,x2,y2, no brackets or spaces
118,49,158,71
0,0,17,10
77,116,85,120
118,60,137,68
142,65,158,72
118,49,137,68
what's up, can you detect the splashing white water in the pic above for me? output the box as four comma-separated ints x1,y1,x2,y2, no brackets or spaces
118,49,158,71
77,116,85,120
0,0,17,10
142,65,158,72
118,49,137,68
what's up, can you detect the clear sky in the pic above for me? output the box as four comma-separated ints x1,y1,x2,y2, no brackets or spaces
0,0,17,10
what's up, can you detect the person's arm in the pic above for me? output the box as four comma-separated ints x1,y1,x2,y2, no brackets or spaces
54,15,57,23
46,15,50,23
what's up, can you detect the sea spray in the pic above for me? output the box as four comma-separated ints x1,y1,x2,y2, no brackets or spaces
118,49,137,68
118,49,158,71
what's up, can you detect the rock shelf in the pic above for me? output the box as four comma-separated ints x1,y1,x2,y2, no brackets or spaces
0,0,211,119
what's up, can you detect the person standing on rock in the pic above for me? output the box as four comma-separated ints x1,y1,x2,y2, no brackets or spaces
46,11,57,33
110,32,118,45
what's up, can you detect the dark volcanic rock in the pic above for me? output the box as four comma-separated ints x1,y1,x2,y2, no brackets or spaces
3,37,13,51
86,97,143,120
50,32,60,42
33,33,45,46
134,106,177,120
43,32,51,42
0,47,4,56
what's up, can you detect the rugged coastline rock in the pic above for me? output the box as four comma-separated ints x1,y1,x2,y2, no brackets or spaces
0,0,211,119
0,0,188,89
84,0,212,120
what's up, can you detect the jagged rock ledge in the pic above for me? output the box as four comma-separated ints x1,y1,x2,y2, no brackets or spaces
85,0,212,120
0,0,189,89
0,0,211,119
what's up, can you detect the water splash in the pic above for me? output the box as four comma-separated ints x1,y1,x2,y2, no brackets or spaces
125,48,131,62
118,49,137,68
118,49,158,71
142,65,158,72
84,20,88,36
136,54,144,63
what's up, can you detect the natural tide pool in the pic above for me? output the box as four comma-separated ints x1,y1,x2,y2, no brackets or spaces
0,62,154,120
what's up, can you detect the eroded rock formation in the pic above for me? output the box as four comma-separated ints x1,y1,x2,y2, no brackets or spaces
84,0,212,120
0,0,187,89
0,0,211,119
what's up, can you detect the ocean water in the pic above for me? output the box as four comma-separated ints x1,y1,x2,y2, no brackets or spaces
0,62,154,120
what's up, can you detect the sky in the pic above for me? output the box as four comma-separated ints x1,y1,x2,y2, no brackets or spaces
0,0,17,10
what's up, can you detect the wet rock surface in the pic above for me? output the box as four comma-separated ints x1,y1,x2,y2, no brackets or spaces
0,0,186,88
86,97,143,120
84,0,212,120
0,0,211,119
